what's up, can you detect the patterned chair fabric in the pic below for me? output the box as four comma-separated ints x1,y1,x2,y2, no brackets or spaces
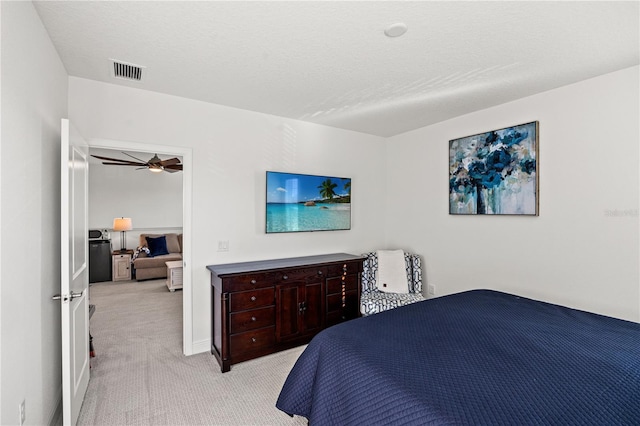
360,251,426,316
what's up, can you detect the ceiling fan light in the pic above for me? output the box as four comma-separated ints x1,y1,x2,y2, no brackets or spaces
149,166,163,173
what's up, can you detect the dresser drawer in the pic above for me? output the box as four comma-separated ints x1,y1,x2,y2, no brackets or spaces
230,288,275,312
275,267,325,283
326,290,360,326
325,260,362,278
326,274,359,295
223,272,275,292
326,290,359,312
230,306,275,334
230,326,275,356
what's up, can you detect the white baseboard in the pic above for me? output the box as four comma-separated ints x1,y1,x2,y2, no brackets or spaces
48,387,62,426
191,338,210,355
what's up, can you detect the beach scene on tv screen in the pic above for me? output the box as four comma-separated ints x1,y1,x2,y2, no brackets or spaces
266,172,351,233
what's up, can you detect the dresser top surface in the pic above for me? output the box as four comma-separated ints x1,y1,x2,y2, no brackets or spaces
207,253,363,276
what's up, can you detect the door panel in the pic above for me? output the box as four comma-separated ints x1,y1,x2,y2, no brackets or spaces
71,147,86,283
61,119,90,425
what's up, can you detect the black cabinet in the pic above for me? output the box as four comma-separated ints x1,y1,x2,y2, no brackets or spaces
89,240,112,283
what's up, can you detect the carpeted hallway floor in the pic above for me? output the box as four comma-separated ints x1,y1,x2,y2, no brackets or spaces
79,279,307,425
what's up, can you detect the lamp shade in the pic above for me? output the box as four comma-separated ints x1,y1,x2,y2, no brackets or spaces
113,217,133,231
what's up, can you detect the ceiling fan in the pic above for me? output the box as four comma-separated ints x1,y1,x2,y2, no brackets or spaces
91,152,183,173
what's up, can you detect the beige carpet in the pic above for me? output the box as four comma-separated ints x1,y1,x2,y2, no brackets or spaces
79,280,307,425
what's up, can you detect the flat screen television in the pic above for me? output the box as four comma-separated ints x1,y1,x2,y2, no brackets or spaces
266,171,351,233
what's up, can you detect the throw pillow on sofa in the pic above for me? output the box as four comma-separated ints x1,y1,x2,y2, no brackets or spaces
140,233,181,253
146,235,170,257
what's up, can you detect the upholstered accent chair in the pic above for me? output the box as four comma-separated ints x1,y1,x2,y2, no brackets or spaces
360,251,427,316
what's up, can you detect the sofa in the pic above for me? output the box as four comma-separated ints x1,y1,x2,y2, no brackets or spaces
133,233,182,281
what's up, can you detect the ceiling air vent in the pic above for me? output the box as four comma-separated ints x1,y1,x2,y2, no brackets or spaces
110,60,145,82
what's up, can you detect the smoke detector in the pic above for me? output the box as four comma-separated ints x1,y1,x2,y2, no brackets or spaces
384,23,408,38
109,59,145,82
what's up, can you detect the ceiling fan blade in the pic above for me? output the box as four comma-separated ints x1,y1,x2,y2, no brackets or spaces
91,154,137,163
164,164,183,171
158,157,181,167
91,154,145,166
122,152,148,163
101,162,146,166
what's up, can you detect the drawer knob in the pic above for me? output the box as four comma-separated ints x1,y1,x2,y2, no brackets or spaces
251,337,257,343
251,316,256,322
250,296,257,301
317,270,323,275
282,275,288,280
250,279,257,284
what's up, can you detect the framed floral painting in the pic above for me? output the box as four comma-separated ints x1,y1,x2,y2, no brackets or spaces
449,121,538,215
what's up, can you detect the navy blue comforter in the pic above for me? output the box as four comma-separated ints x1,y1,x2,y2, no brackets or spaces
276,290,640,425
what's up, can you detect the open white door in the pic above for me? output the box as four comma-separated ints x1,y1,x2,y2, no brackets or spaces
58,119,90,425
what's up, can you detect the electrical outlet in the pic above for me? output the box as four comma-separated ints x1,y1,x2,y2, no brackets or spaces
19,400,25,426
427,284,436,296
217,240,229,252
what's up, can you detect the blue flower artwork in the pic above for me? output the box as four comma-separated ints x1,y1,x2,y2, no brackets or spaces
449,121,538,215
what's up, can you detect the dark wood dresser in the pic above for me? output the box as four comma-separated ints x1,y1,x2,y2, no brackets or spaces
207,253,364,372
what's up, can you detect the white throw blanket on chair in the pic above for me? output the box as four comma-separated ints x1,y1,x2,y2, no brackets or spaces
376,250,409,294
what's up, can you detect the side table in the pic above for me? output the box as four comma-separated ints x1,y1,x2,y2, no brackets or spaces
165,260,183,292
112,250,133,281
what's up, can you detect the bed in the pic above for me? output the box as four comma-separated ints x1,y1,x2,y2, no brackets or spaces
276,289,640,425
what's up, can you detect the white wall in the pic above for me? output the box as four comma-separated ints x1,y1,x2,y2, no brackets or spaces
385,66,640,322
69,77,388,351
1,2,68,424
89,148,183,250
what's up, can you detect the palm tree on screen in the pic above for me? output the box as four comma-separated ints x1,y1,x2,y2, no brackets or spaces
318,179,338,200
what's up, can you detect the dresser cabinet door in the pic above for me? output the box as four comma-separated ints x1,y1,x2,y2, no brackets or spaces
276,280,325,342
302,281,324,335
276,283,302,341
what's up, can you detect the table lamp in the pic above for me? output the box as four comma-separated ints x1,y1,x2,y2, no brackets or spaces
113,217,132,252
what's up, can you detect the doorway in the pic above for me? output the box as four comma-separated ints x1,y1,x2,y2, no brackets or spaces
87,138,193,355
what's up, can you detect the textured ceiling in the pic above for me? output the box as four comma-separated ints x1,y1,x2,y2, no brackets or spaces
34,1,639,137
